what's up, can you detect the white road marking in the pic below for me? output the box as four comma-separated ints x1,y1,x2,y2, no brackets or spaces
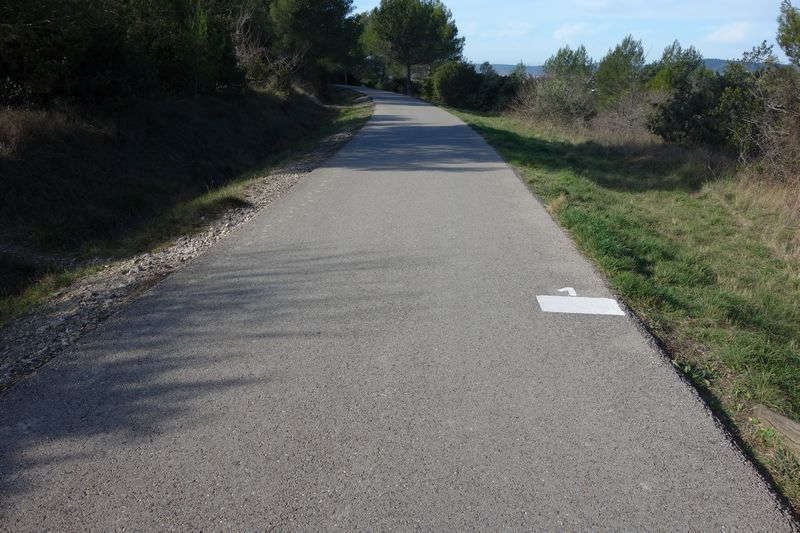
537,288,625,316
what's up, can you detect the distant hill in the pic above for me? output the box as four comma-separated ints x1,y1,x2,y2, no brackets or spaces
489,64,544,77
702,58,763,73
488,59,761,77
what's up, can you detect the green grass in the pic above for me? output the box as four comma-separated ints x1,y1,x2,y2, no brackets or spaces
0,87,372,325
452,110,800,512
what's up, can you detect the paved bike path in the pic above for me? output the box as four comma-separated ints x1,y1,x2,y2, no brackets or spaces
0,88,792,529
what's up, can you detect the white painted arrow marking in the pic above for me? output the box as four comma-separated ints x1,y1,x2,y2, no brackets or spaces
537,288,625,316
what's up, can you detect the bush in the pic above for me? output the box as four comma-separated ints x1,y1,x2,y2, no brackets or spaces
737,65,800,183
475,63,519,110
646,68,727,146
432,61,480,107
511,46,595,122
535,74,596,122
0,78,32,107
429,61,521,110
647,41,704,91
595,35,645,107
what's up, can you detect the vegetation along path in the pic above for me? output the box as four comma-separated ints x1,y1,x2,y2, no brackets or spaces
0,88,795,529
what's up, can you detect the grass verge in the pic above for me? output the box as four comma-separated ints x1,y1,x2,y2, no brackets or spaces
0,87,372,325
452,109,800,513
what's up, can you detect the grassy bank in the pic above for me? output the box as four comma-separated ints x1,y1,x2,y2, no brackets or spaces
452,110,800,512
0,88,372,325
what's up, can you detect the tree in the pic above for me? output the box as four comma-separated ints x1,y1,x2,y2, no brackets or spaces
479,62,497,77
508,62,529,85
647,40,704,91
269,0,355,86
543,45,593,78
367,0,463,94
595,35,644,106
778,0,800,65
536,46,596,121
432,60,479,106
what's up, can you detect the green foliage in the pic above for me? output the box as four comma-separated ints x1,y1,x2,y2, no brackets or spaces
543,45,594,78
429,61,522,111
647,68,727,146
0,0,362,101
532,75,596,122
532,46,597,121
0,0,240,99
648,40,705,91
595,35,645,106
432,61,480,107
715,63,762,159
648,43,798,171
367,0,464,93
509,62,529,83
778,0,800,65
479,62,497,76
269,0,354,87
477,67,520,111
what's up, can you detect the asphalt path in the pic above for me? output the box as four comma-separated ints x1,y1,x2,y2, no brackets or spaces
0,87,794,529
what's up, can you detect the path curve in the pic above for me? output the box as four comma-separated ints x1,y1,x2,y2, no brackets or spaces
0,87,793,530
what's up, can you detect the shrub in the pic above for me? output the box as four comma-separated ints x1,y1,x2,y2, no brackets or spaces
534,74,596,122
647,41,704,91
543,45,594,78
595,35,645,107
432,61,480,107
646,68,727,146
1,0,360,102
511,46,596,123
738,65,800,184
0,77,32,107
474,63,519,110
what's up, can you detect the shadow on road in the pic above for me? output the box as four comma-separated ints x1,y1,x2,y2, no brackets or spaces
331,122,504,174
0,245,430,503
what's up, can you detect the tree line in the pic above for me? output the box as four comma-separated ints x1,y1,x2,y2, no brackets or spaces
500,1,800,186
3,0,799,184
0,0,469,104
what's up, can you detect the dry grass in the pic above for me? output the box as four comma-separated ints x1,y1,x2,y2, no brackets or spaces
507,80,800,262
0,107,98,158
716,174,800,262
503,103,733,186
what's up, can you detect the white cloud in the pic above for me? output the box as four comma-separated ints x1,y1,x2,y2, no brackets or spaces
553,23,587,41
705,22,751,44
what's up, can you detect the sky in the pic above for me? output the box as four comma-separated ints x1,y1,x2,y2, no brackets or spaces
351,0,789,64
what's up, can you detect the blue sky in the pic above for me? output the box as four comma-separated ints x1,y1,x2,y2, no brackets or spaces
352,0,788,64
